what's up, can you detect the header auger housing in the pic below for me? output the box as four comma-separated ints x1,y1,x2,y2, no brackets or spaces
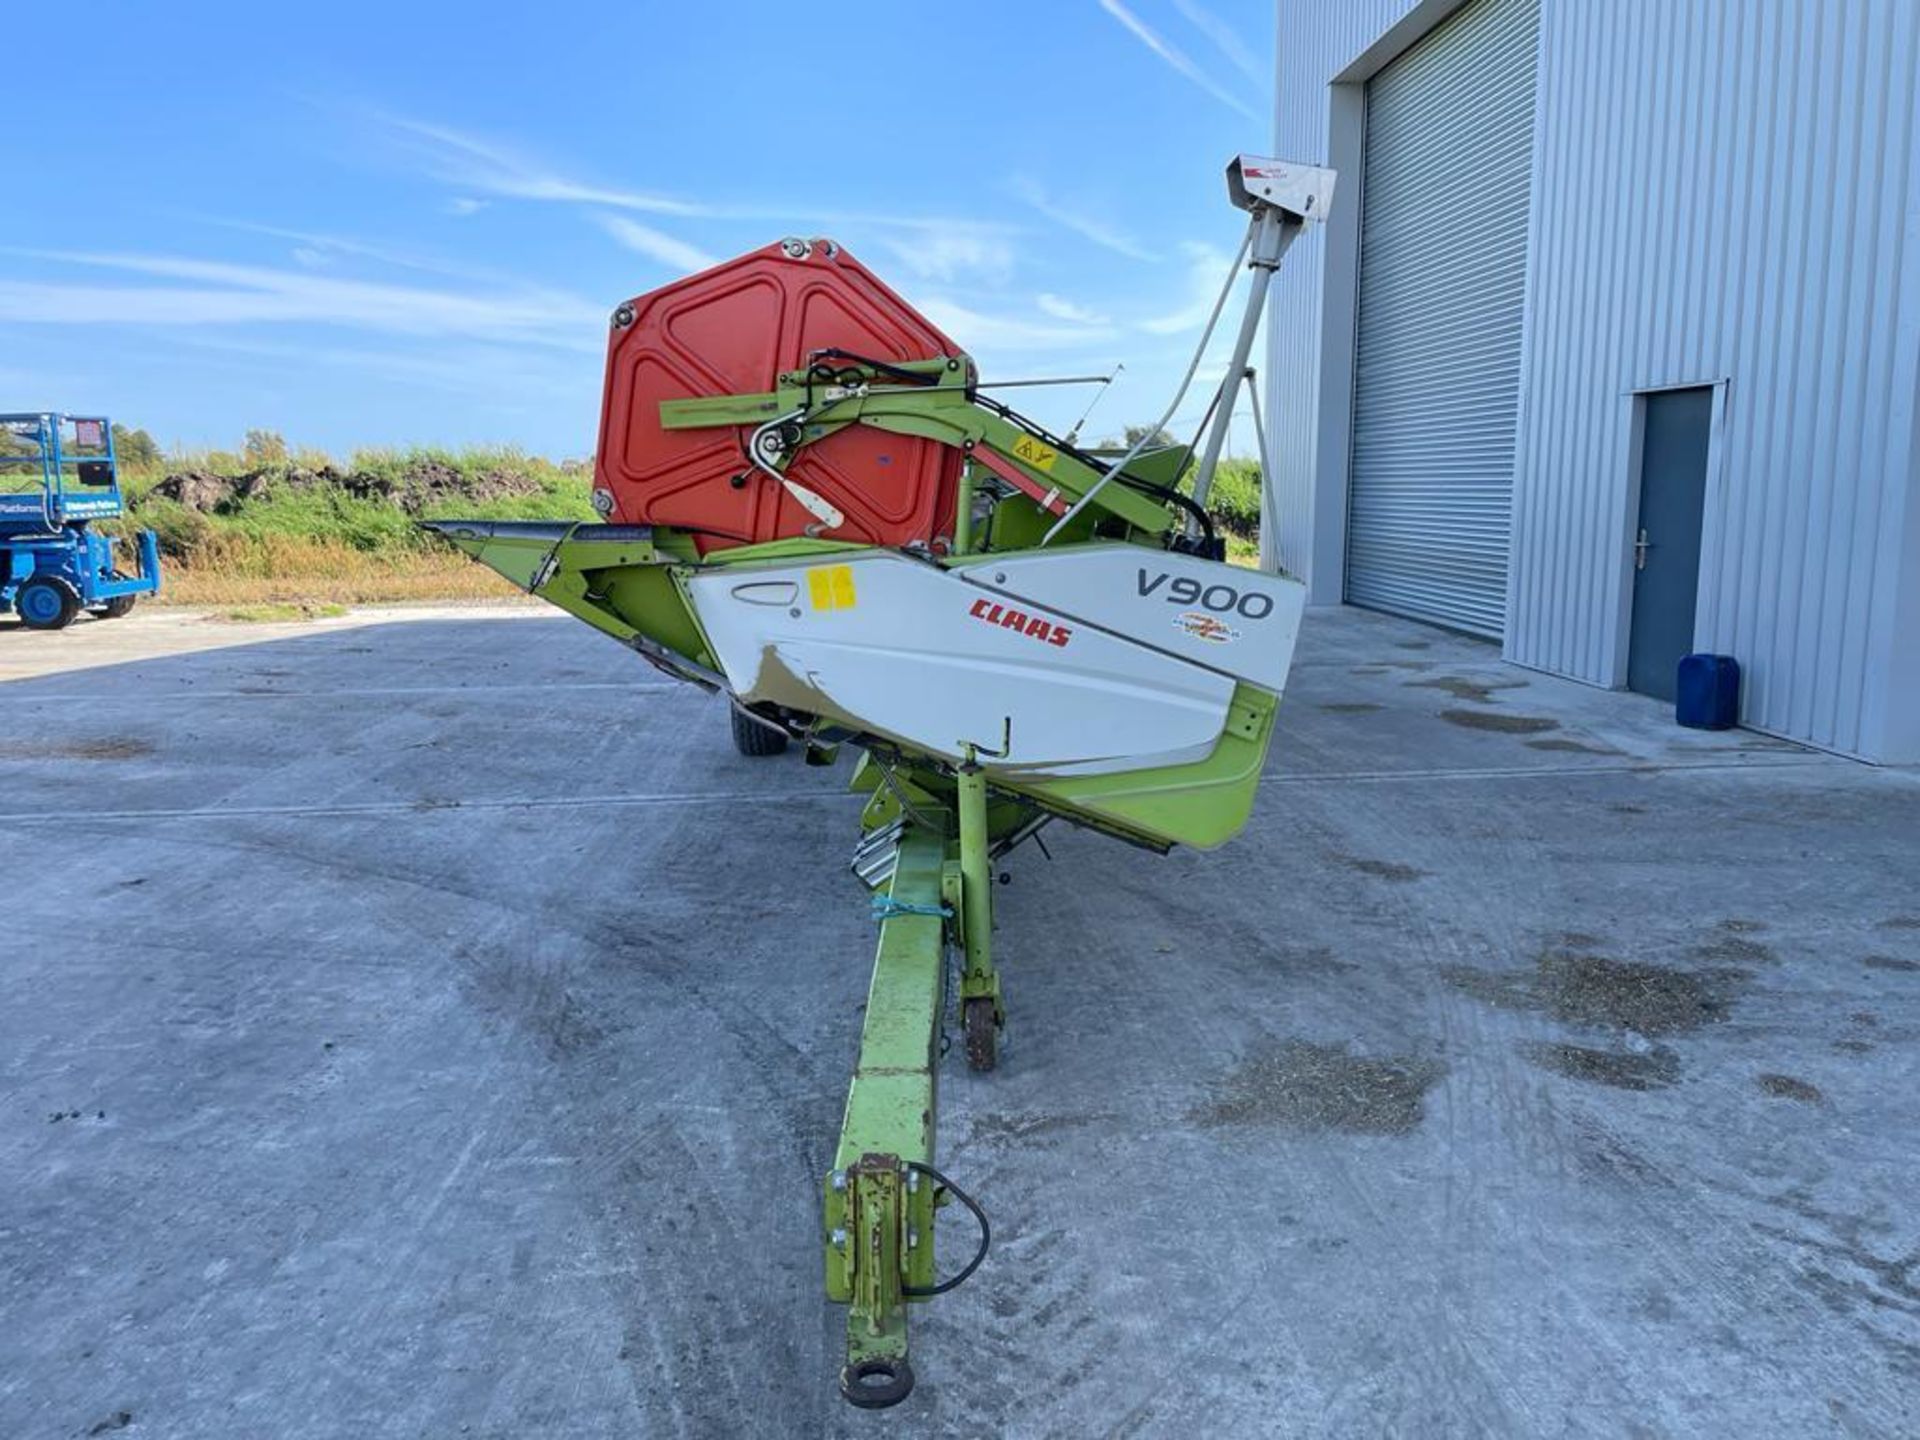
426,153,1334,1406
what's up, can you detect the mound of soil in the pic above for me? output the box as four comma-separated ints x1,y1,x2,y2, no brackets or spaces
151,470,267,512
147,460,547,516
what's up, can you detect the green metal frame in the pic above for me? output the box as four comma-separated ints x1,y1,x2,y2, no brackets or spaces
822,747,1014,1404
823,817,947,1380
951,759,1001,1022
659,357,1179,548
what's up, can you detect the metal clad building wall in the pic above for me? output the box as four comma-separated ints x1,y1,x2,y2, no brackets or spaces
1267,0,1420,582
1506,0,1920,758
1346,0,1540,637
1274,0,1920,760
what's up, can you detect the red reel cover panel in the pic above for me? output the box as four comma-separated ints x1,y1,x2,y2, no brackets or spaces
595,241,963,553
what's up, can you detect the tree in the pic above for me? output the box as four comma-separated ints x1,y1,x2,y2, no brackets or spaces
243,429,289,468
1098,424,1178,451
110,423,162,470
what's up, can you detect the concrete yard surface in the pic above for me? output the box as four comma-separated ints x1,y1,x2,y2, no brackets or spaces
1,603,1916,1438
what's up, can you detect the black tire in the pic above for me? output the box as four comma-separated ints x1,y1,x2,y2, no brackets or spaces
840,1355,914,1409
16,577,78,631
101,593,137,620
963,997,998,1073
730,704,789,756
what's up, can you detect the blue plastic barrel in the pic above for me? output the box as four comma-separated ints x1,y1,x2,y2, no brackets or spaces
1676,654,1740,730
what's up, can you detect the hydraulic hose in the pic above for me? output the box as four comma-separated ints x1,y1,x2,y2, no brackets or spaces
1039,223,1255,546
900,1160,990,1297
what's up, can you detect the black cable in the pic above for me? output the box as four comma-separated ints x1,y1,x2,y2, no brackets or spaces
803,362,838,411
900,1161,990,1296
1182,383,1225,463
968,392,1217,548
1140,481,1217,546
969,391,1077,454
807,348,939,388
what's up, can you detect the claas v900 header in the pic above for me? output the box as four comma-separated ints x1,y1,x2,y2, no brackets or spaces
428,155,1334,1407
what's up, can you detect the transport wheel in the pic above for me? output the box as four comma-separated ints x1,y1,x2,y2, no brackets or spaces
963,997,998,1073
730,704,789,757
101,593,137,620
16,578,78,630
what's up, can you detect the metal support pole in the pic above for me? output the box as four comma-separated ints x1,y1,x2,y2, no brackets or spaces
950,755,1002,1071
954,759,996,1007
1247,369,1282,576
1190,207,1298,518
953,458,976,556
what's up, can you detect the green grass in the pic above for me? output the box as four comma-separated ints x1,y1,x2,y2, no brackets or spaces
1202,458,1262,538
107,442,594,605
115,445,592,556
99,432,1272,602
215,602,350,623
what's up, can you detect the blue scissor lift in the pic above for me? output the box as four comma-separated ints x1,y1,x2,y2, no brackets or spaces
0,413,162,629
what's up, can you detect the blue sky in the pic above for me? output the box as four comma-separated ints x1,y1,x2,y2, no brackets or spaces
3,1,1275,459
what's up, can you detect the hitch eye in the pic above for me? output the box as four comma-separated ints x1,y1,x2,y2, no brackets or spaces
840,1356,914,1409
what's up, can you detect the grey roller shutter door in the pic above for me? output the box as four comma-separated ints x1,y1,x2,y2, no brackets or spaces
1346,0,1539,638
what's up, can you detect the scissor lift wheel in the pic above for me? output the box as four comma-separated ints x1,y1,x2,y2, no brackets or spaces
16,577,77,630
100,575,137,619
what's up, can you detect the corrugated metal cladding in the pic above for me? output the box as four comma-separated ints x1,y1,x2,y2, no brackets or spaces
1346,0,1539,637
1271,0,1920,760
1506,0,1920,760
1266,0,1420,582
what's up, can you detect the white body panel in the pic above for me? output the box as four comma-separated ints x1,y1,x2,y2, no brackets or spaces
957,545,1306,694
684,552,1238,778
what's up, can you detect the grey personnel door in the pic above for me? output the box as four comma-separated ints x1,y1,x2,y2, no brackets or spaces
1627,387,1713,702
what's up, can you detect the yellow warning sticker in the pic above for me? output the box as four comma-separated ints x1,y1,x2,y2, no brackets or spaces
808,564,857,610
1010,434,1058,473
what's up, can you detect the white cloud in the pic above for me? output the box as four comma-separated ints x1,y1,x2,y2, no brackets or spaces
1139,241,1239,334
379,114,709,216
1011,176,1156,262
371,111,1008,236
913,295,1120,353
594,215,717,273
1171,0,1266,87
362,109,1022,280
1037,292,1111,326
168,332,592,403
0,249,603,350
870,228,1017,285
187,216,505,284
1096,0,1262,123
446,197,488,217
